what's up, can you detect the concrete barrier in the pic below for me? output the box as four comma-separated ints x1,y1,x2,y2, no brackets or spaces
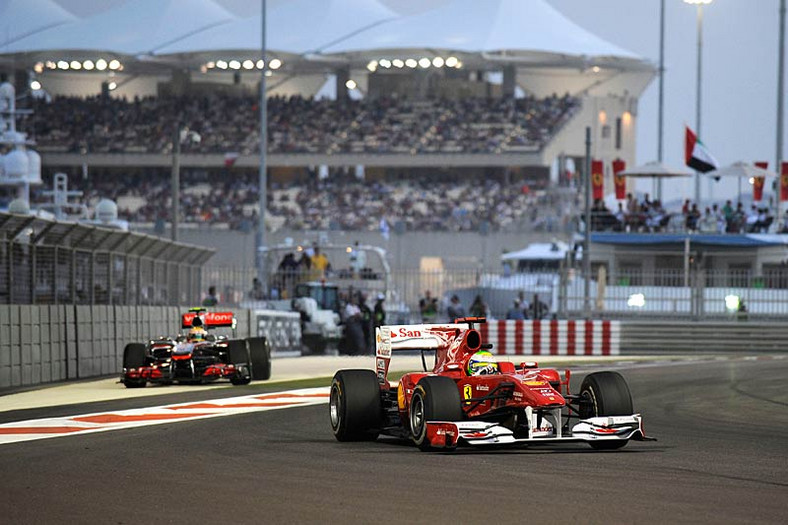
0,305,278,390
479,320,620,356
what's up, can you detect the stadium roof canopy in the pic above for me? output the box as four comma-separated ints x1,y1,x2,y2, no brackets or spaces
1,0,652,77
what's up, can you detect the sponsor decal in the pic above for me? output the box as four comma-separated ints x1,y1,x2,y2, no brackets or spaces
525,381,546,387
476,385,489,392
463,384,473,404
393,327,422,338
397,383,406,410
512,391,523,399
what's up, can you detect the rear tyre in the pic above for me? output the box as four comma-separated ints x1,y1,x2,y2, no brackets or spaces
579,371,633,450
227,339,252,386
410,376,463,451
247,337,271,380
329,370,381,441
122,343,147,388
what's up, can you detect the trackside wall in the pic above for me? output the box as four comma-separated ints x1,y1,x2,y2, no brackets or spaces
479,320,620,356
0,305,266,390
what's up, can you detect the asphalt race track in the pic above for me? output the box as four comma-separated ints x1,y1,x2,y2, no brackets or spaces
0,356,786,524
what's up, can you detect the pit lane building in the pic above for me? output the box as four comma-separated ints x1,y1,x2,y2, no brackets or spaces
1,0,655,190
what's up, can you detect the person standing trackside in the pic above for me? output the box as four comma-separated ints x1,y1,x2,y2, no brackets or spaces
202,286,218,306
373,293,386,328
419,290,438,322
446,295,466,321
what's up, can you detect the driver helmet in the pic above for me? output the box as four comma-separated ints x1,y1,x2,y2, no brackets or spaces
467,350,498,375
188,326,207,342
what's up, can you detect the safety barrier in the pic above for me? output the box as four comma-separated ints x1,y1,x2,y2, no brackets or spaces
0,305,267,389
479,320,620,356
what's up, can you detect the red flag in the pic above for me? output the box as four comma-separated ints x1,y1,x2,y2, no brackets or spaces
753,162,767,202
592,160,604,200
612,159,626,200
781,162,788,201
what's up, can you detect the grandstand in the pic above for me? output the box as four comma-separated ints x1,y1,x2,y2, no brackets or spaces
1,0,654,243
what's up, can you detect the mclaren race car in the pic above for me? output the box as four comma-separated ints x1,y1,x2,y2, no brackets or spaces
121,308,271,388
330,317,653,451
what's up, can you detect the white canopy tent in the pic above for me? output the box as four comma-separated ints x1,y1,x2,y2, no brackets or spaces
0,0,76,50
319,0,640,59
3,0,236,55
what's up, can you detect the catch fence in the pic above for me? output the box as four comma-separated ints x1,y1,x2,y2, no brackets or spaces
205,265,788,321
0,212,214,306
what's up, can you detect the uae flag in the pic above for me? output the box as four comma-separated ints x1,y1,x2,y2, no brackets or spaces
684,126,719,173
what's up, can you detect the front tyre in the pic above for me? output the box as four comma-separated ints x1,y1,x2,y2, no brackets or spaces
330,370,381,441
410,376,463,451
579,371,634,450
122,343,147,388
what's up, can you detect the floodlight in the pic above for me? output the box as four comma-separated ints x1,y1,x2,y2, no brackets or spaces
57,60,69,70
256,59,264,69
269,58,282,69
45,61,57,70
418,57,431,68
83,60,95,70
627,293,645,308
69,60,81,70
96,59,108,71
108,59,121,70
30,80,41,90
366,60,378,72
724,295,740,311
379,59,391,68
229,60,241,70
392,59,404,68
345,79,357,90
216,60,228,69
108,81,117,90
33,62,44,74
405,58,418,68
206,61,216,69
445,56,459,67
432,57,444,68
242,60,254,70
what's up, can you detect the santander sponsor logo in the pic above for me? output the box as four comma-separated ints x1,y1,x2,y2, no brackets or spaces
390,327,422,338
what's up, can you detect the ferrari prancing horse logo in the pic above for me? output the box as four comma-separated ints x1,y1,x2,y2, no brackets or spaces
463,384,472,404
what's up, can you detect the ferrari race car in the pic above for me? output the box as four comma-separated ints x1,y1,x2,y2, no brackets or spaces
121,308,271,388
330,317,653,451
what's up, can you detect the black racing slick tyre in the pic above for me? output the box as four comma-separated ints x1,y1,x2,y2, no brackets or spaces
247,337,271,380
122,343,147,388
579,371,634,450
227,339,252,386
410,376,463,451
329,370,382,441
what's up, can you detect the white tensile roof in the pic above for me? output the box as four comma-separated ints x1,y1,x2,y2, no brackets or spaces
1,0,643,64
3,0,235,55
0,0,77,49
320,0,639,59
156,0,399,55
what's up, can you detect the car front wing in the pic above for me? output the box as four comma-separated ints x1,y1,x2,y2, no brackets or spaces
424,407,651,449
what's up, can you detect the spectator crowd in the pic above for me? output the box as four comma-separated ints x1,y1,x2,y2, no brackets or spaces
30,170,577,233
21,93,579,156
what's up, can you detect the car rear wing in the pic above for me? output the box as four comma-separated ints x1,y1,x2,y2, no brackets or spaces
375,323,477,384
181,311,237,329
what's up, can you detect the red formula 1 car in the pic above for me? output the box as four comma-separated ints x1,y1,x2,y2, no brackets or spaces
121,308,271,388
330,318,652,451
